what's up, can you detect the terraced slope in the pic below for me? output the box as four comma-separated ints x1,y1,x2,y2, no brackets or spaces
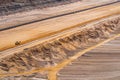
0,15,120,80
0,1,120,80
0,19,120,80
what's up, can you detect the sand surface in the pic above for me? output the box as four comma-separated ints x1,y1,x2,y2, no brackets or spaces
0,2,120,51
0,0,117,30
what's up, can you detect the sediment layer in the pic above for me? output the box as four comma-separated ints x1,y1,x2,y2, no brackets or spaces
0,15,120,78
0,0,80,16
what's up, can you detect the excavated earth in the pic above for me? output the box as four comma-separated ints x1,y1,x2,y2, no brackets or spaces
0,1,120,80
0,15,120,80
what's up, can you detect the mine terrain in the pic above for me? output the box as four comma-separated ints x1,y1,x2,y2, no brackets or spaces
0,0,120,80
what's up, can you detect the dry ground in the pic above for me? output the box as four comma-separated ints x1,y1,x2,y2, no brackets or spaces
0,0,117,30
58,36,120,80
0,2,120,51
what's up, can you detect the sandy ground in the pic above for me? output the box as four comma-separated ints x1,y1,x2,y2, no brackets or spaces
0,0,117,30
0,1,120,80
58,36,120,80
0,2,120,51
0,14,120,79
1,28,120,80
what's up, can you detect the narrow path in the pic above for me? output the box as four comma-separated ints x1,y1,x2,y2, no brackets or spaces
0,3,120,51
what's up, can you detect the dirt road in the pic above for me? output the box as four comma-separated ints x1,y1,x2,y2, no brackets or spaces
0,2,120,51
0,0,118,30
